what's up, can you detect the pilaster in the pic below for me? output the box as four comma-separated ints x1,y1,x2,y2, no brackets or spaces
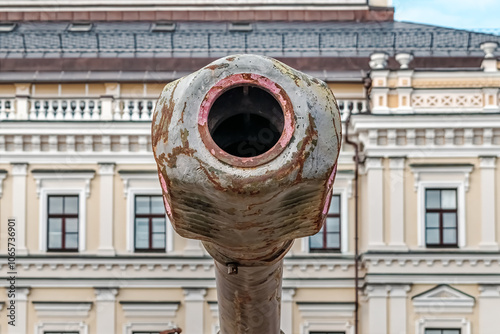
11,163,28,255
7,287,30,334
183,288,207,334
95,288,118,334
479,157,498,250
281,288,295,334
389,285,411,334
98,163,116,255
388,157,408,250
365,285,390,334
479,285,500,334
365,157,385,249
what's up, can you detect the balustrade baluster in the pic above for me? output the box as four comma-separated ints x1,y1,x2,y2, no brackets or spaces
83,100,92,120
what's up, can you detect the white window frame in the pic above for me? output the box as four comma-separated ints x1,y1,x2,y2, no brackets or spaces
411,165,473,249
34,321,88,334
123,322,179,334
302,171,353,254
416,317,471,334
127,188,174,253
119,171,174,253
35,171,95,253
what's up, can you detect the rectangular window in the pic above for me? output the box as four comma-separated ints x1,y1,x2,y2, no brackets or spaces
425,329,461,334
310,332,345,334
47,195,79,252
132,332,160,334
44,332,79,334
309,194,341,252
425,189,458,247
134,195,166,252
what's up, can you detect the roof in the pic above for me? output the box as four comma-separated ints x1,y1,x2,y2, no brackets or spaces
0,21,498,60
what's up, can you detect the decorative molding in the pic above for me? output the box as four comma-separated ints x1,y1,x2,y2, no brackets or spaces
410,164,473,192
94,288,118,301
301,320,354,334
120,302,180,318
35,321,88,334
33,301,92,318
118,170,158,198
183,288,207,302
416,317,471,334
98,162,116,175
479,156,497,169
14,287,31,301
297,302,355,318
123,322,180,334
479,285,500,298
32,170,95,198
364,284,391,299
413,285,475,314
389,157,405,170
11,162,28,176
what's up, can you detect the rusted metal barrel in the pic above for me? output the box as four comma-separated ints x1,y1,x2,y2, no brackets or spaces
152,54,341,334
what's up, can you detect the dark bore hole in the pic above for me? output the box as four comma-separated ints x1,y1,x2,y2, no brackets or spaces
208,85,284,158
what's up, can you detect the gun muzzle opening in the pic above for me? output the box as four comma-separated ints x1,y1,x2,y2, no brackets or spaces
208,85,284,158
199,73,295,168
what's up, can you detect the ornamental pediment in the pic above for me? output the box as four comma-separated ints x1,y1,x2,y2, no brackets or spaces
412,285,475,313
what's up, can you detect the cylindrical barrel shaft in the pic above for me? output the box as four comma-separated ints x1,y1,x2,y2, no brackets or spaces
215,260,283,334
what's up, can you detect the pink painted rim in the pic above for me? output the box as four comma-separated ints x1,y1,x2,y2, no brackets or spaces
198,73,295,168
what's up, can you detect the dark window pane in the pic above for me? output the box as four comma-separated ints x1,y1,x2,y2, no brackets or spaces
443,229,457,244
426,213,439,228
152,233,165,249
64,196,79,214
326,233,340,249
48,232,62,249
135,218,149,249
66,218,78,233
441,189,456,209
152,218,165,233
65,233,78,249
329,195,340,214
426,229,440,244
48,218,62,232
151,196,165,214
443,213,457,228
425,331,441,334
136,196,150,214
49,196,63,214
326,217,340,232
426,190,440,209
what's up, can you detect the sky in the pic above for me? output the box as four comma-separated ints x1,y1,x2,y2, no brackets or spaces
393,0,500,32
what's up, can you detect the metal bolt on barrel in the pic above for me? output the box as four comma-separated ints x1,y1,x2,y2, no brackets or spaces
152,54,342,334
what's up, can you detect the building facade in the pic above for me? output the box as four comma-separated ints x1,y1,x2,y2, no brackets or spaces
0,1,500,333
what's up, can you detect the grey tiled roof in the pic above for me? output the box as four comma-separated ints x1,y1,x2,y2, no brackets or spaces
0,21,499,58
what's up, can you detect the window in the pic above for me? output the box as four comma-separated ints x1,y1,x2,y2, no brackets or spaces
310,332,345,334
44,332,79,334
134,195,166,252
425,189,458,247
132,332,160,334
425,330,460,334
310,195,341,252
47,195,79,251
